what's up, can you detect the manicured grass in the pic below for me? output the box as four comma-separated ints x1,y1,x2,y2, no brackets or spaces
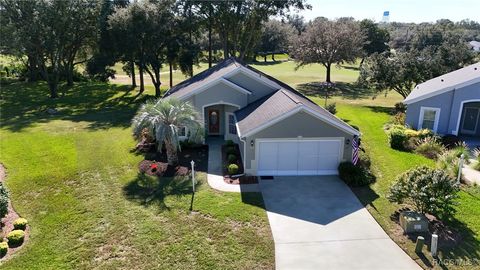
0,82,273,269
110,58,360,90
328,102,480,269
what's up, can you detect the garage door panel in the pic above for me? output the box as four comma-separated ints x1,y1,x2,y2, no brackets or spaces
258,142,278,172
277,142,298,172
298,141,319,173
257,139,343,176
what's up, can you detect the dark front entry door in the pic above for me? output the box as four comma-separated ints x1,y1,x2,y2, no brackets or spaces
208,109,220,134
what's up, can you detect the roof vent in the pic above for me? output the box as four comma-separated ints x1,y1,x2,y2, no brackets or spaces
441,79,444,82
475,67,478,70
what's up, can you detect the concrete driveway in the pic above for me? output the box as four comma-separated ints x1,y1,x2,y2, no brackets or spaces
259,176,421,270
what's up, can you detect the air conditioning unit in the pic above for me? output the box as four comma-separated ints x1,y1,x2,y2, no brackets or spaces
399,211,428,233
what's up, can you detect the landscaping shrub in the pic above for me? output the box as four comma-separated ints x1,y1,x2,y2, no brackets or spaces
474,149,480,171
7,230,25,246
451,142,470,161
414,136,445,159
326,103,337,114
0,183,9,219
226,146,236,155
227,164,239,175
388,166,459,218
338,162,375,187
441,134,461,149
394,102,407,113
437,150,460,179
387,126,408,150
225,140,234,146
0,242,7,257
13,218,28,230
227,154,237,163
391,112,406,125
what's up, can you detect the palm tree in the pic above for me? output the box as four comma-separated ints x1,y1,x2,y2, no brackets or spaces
132,98,202,165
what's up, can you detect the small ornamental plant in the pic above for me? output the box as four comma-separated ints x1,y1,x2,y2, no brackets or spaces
0,242,7,256
7,230,25,246
150,163,158,172
227,164,239,175
13,218,28,230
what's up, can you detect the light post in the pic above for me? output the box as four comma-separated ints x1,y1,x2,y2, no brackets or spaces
190,160,195,212
457,154,464,184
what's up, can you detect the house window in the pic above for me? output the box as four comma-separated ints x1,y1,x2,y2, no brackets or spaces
419,107,440,132
228,114,236,134
179,126,187,137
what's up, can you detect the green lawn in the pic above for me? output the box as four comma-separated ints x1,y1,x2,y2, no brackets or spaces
1,59,479,269
0,82,273,269
327,103,480,270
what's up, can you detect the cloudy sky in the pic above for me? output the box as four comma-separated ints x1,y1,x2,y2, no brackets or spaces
299,0,480,23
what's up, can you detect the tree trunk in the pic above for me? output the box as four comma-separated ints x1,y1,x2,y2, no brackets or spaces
27,55,38,82
66,64,74,87
272,54,275,62
48,77,59,98
138,63,145,94
130,60,136,88
359,57,365,67
169,61,173,88
154,68,161,97
264,55,267,62
326,64,331,83
208,6,213,68
165,141,178,166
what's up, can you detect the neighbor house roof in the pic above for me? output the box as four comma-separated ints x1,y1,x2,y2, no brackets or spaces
403,62,480,104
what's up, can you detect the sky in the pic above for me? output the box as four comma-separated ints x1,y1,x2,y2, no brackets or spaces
299,0,480,23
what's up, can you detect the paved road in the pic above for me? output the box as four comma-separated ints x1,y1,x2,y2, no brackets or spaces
259,176,421,270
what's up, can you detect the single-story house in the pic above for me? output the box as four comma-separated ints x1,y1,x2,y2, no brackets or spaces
404,62,480,137
163,58,360,176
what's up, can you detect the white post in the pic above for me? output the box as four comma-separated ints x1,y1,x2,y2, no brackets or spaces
457,154,464,184
191,160,195,193
431,234,438,257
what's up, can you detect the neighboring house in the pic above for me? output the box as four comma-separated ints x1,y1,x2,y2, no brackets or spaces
404,62,480,137
469,40,480,52
163,58,360,176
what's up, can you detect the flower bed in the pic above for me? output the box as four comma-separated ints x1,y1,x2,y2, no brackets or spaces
138,160,189,177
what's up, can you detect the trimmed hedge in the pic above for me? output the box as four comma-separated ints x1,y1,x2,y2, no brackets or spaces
13,218,28,230
338,162,375,187
0,242,7,257
227,154,237,163
7,230,25,246
225,140,234,146
227,164,239,175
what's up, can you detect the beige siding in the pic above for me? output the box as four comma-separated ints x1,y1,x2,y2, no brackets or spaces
243,111,354,174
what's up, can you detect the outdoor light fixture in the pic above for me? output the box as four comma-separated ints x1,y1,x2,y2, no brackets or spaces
346,139,350,145
250,140,254,147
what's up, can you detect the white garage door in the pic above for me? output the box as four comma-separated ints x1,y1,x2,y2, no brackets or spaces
257,138,343,176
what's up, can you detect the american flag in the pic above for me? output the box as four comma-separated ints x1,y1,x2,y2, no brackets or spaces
352,136,359,165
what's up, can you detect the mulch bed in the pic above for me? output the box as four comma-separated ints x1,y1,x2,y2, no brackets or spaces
223,175,258,185
140,145,209,177
390,208,463,249
0,163,29,260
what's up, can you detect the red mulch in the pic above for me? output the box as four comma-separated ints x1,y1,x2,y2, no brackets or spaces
0,163,29,260
138,160,189,177
223,175,258,185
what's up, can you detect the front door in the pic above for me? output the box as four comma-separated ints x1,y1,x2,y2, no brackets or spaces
461,107,480,135
208,109,220,134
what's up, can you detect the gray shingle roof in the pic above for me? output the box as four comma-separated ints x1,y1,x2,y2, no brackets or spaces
163,57,359,137
163,58,241,99
235,88,359,137
404,62,480,104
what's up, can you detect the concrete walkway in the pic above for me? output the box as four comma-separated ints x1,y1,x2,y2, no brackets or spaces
260,176,421,270
207,138,259,193
463,161,480,185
